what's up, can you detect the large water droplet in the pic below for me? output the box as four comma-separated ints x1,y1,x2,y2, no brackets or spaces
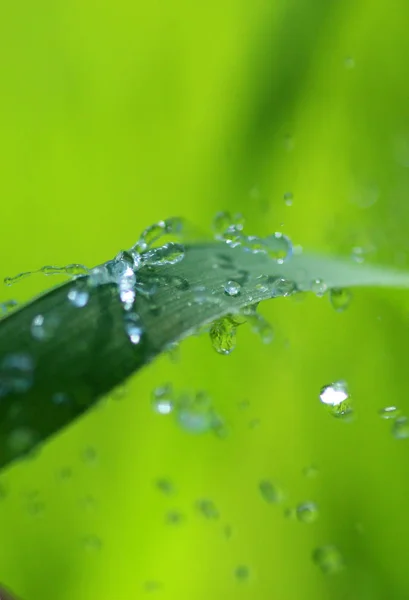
329,288,352,312
224,280,241,297
312,545,344,574
152,384,174,415
259,480,284,504
319,381,353,419
209,317,237,355
296,501,319,523
67,288,90,308
31,314,60,341
392,416,409,439
142,243,185,267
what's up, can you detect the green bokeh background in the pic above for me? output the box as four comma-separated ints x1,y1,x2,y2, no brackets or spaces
1,1,409,598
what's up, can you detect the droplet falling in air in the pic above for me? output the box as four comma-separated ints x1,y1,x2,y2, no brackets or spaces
296,502,319,523
196,499,220,519
212,211,245,240
155,478,175,495
31,313,60,341
0,353,34,397
392,416,409,440
312,545,344,574
235,565,250,582
311,279,328,297
152,384,174,415
141,242,185,267
67,288,90,308
263,232,293,264
224,280,241,297
259,480,284,504
329,288,352,312
166,510,185,525
124,313,143,345
209,316,239,355
82,534,103,551
378,406,400,420
319,381,353,420
284,192,293,206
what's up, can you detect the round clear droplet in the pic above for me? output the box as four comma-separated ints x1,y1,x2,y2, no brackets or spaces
224,280,241,297
68,288,90,308
312,545,344,574
379,406,400,420
296,501,319,523
319,381,353,420
392,416,409,440
311,279,328,297
329,288,352,312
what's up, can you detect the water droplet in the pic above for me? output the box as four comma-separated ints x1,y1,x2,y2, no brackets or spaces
302,465,319,478
155,478,175,495
344,56,355,69
144,581,163,593
142,243,185,267
312,545,344,574
245,310,274,344
263,232,293,264
235,565,250,582
124,313,143,345
392,416,409,439
196,499,220,519
0,299,18,316
4,271,32,286
0,353,34,396
7,427,37,457
319,381,353,419
30,313,60,341
132,218,184,254
152,384,174,415
270,277,296,297
52,392,71,405
68,288,89,308
224,280,241,297
379,406,400,420
166,342,180,363
311,279,328,297
213,212,245,240
209,317,237,355
296,501,319,523
329,288,352,312
82,534,103,551
166,510,185,525
82,446,98,465
224,524,233,539
58,466,73,481
284,192,293,206
259,480,284,504
176,391,220,435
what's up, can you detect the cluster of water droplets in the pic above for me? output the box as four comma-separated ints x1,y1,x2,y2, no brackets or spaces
151,385,227,436
212,211,293,265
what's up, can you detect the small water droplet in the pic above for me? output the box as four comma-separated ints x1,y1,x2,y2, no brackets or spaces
284,192,293,206
392,416,409,439
0,353,34,396
7,427,37,457
82,534,103,551
58,466,73,481
213,211,245,239
302,465,319,478
196,499,220,519
344,56,355,69
259,480,284,504
142,243,185,267
155,478,175,495
235,565,250,582
264,232,293,264
68,288,90,308
209,317,237,355
296,501,319,523
311,279,328,297
152,384,174,415
124,313,143,345
52,392,71,405
312,545,344,574
0,299,18,316
379,406,400,420
166,342,180,363
30,313,60,341
166,510,185,525
270,277,296,297
224,280,241,297
27,499,46,517
82,446,98,465
329,288,352,312
319,381,353,419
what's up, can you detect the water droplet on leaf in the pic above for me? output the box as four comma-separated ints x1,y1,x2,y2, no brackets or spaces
224,280,241,296
31,313,60,341
67,288,90,308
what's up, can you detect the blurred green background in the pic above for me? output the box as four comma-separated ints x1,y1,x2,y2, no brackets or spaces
1,0,409,598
